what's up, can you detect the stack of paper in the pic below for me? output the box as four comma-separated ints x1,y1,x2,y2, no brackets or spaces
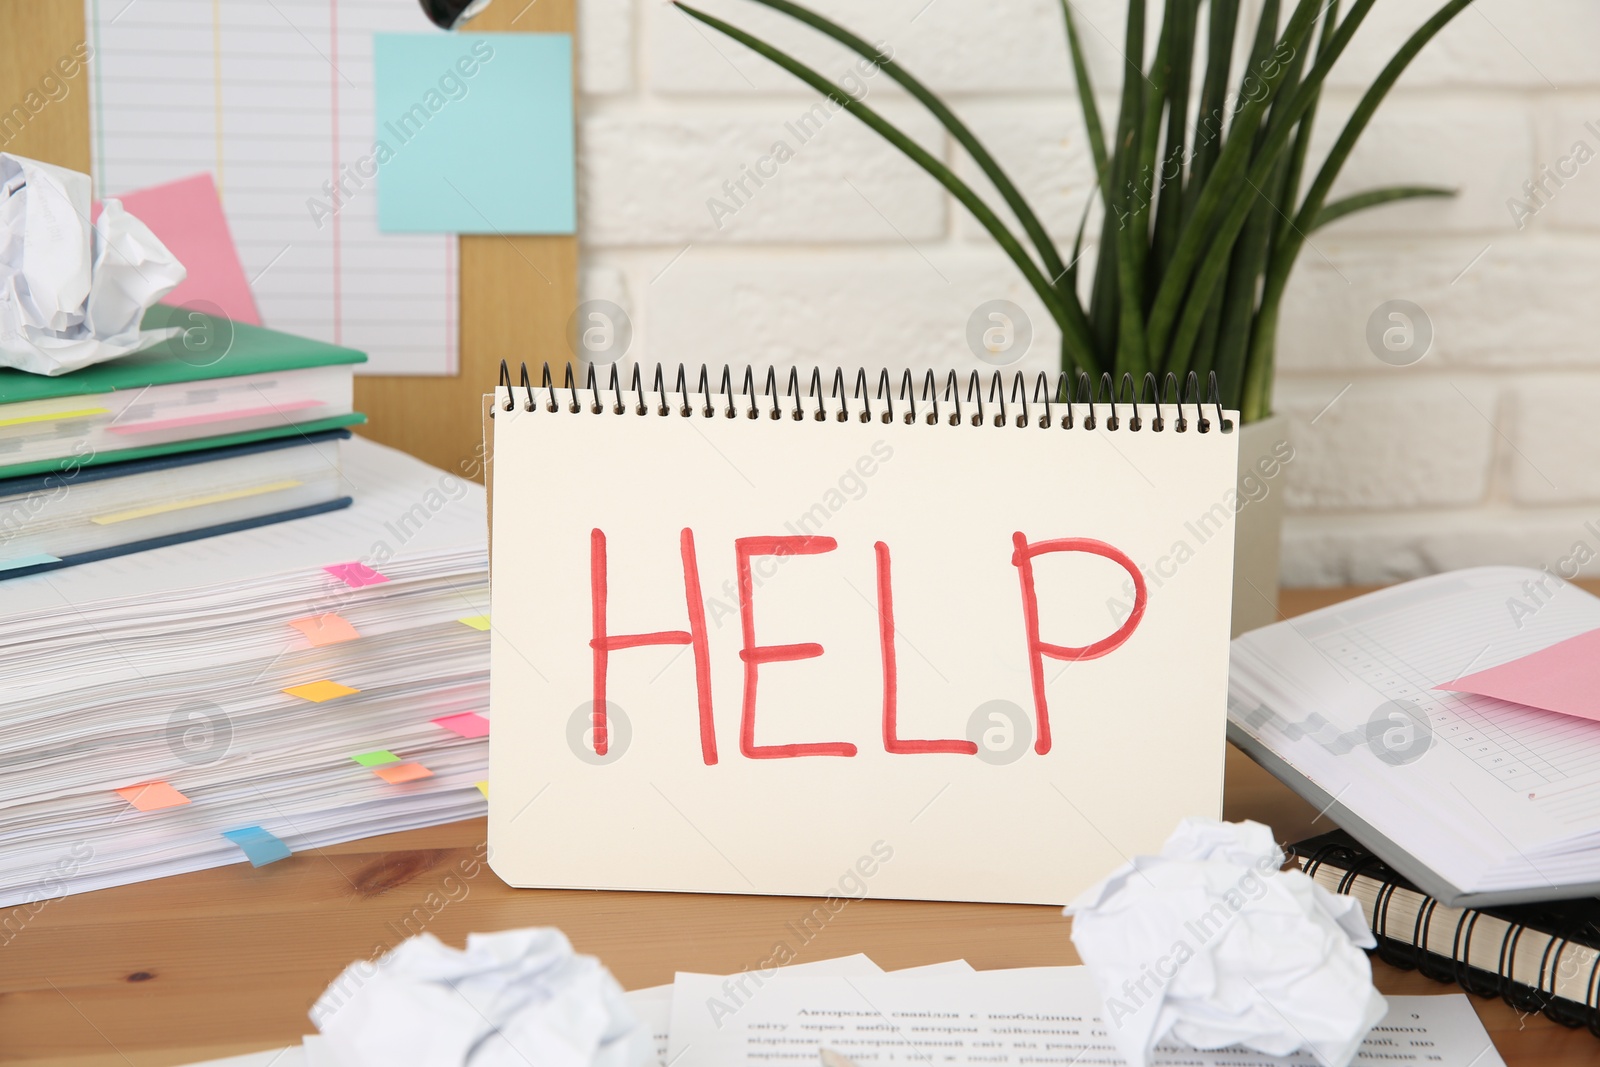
185,955,1506,1067
0,436,488,904
1229,566,1600,906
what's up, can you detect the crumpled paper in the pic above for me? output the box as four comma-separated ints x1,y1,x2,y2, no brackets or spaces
0,153,185,376
1067,818,1385,1067
311,928,647,1067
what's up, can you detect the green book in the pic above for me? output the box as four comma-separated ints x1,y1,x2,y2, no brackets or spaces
0,307,367,479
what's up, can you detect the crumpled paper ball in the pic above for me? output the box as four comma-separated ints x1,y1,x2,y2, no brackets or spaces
0,152,184,376
311,928,647,1067
1067,818,1385,1067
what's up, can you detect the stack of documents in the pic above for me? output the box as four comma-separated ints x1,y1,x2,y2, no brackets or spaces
0,308,367,575
1229,566,1600,906
187,954,1506,1067
0,436,488,904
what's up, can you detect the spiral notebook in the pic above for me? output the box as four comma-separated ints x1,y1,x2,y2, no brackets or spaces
487,365,1241,903
1293,830,1600,1037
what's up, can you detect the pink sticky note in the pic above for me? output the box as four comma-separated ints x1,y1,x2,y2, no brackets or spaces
116,781,191,811
325,562,388,588
432,712,490,738
104,174,261,325
1435,628,1600,722
289,613,361,647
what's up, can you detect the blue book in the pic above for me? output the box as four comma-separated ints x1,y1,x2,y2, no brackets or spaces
0,429,354,580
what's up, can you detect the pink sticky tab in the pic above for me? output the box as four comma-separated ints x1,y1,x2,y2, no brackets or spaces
432,712,490,739
116,781,191,811
1435,628,1600,722
289,613,361,647
325,562,388,588
105,173,262,325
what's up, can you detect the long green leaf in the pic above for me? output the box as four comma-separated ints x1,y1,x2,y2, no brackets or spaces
1242,0,1477,421
1152,0,1324,363
1112,0,1154,376
1061,1,1112,204
673,2,1101,374
1149,0,1199,294
740,0,1072,292
1157,0,1377,373
1181,0,1240,229
1312,185,1456,231
1206,0,1288,404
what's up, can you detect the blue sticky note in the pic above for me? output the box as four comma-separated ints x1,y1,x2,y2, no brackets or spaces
373,32,575,234
222,826,292,867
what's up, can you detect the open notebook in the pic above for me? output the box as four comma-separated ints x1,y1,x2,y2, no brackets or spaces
1230,566,1600,906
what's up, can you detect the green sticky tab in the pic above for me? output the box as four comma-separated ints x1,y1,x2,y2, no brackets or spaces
351,750,401,767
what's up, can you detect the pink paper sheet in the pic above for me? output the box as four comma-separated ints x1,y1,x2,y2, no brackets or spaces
1435,627,1600,722
109,173,261,325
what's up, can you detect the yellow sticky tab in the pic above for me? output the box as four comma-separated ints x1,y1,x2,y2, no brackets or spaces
0,406,108,429
91,480,302,525
458,615,491,631
283,680,360,703
475,781,489,798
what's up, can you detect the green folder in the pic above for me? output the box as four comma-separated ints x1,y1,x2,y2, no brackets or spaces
0,307,368,480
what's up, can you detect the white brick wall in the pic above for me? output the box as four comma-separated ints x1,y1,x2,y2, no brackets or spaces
574,0,1600,586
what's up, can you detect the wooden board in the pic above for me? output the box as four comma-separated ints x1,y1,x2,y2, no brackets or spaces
5,586,1600,1066
0,0,575,480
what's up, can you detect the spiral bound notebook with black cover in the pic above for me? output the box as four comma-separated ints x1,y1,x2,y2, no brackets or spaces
1294,829,1600,1036
485,363,1241,903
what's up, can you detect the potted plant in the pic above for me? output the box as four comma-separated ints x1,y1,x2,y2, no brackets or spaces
675,0,1472,633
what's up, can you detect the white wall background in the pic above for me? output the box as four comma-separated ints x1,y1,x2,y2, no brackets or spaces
570,0,1600,587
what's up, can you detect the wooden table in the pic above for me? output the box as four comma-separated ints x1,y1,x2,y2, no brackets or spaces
4,587,1596,1067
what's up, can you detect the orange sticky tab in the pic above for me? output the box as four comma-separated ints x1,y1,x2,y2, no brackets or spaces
116,781,191,811
283,680,360,703
373,762,434,784
289,613,361,647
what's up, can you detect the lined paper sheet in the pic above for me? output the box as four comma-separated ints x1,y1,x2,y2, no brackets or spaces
87,0,457,375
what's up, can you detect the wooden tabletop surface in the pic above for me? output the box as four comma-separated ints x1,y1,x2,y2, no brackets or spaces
4,585,1597,1067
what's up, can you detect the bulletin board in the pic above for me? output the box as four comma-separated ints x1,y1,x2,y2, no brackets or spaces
0,0,577,479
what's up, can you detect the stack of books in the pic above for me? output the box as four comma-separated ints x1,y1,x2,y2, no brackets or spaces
0,307,489,907
1230,567,1600,1032
0,305,366,578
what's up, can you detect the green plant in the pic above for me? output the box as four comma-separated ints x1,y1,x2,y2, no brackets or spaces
674,0,1475,422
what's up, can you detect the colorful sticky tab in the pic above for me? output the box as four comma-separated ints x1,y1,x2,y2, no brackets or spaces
222,826,292,867
475,781,489,798
283,680,360,703
431,712,490,739
116,781,191,811
351,750,401,767
289,613,362,647
324,562,388,588
0,553,63,573
457,615,491,631
373,762,434,784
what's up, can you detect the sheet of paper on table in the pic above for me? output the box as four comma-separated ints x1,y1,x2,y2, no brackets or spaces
666,966,1506,1067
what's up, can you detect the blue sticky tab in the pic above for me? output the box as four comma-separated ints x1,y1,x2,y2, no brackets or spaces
373,33,575,234
222,826,293,867
0,553,63,572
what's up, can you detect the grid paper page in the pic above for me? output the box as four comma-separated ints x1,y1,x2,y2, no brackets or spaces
86,0,457,375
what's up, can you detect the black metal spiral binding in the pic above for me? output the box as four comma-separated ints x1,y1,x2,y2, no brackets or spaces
493,361,1235,433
